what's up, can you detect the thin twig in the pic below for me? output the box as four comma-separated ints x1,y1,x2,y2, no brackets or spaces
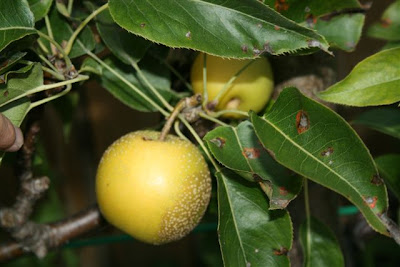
64,3,108,55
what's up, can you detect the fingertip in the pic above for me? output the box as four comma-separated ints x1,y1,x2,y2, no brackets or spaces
6,126,24,152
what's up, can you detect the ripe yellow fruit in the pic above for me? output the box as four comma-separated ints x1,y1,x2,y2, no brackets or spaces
190,53,274,118
96,130,211,245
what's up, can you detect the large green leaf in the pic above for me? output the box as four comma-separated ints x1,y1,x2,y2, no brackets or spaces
95,7,151,65
0,63,43,108
352,108,400,139
28,0,53,22
300,217,344,267
0,0,36,53
318,47,400,106
368,0,400,41
313,14,364,52
375,154,400,201
251,87,389,235
263,0,360,23
204,121,303,209
40,7,95,59
217,169,292,267
108,0,330,58
97,57,172,112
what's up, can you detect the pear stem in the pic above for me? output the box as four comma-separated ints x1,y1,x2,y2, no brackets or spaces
159,94,202,141
159,100,186,141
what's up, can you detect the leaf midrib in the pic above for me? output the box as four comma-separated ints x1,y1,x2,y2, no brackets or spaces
219,173,248,266
0,26,35,31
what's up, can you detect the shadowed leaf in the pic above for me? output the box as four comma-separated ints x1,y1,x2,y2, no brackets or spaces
217,169,292,267
300,217,344,267
353,108,400,139
205,121,303,209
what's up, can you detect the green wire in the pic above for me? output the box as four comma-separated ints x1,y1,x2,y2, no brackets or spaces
63,223,218,249
63,207,359,249
338,205,359,216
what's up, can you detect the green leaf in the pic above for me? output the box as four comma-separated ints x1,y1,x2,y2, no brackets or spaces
97,57,172,112
313,14,364,52
0,98,31,165
0,98,30,127
368,1,400,41
217,169,292,267
263,0,360,23
300,217,344,267
0,0,36,53
108,0,330,58
95,7,151,64
40,7,95,59
251,87,389,235
352,108,400,139
0,51,27,75
0,63,43,108
382,41,400,51
318,47,400,106
204,121,303,209
375,154,400,201
55,0,70,18
1,63,34,84
28,0,53,22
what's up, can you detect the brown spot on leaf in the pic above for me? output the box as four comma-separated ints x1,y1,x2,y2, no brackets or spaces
271,198,290,209
273,247,288,256
3,90,9,97
242,148,261,159
209,137,226,148
0,60,9,69
279,187,288,196
274,25,280,31
371,174,383,186
380,18,392,28
321,147,334,157
296,110,310,134
274,0,289,12
241,45,248,53
307,39,321,48
364,196,378,209
253,47,261,56
252,173,263,182
140,23,146,28
263,43,275,54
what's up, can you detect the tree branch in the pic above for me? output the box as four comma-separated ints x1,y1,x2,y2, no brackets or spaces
0,205,103,262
